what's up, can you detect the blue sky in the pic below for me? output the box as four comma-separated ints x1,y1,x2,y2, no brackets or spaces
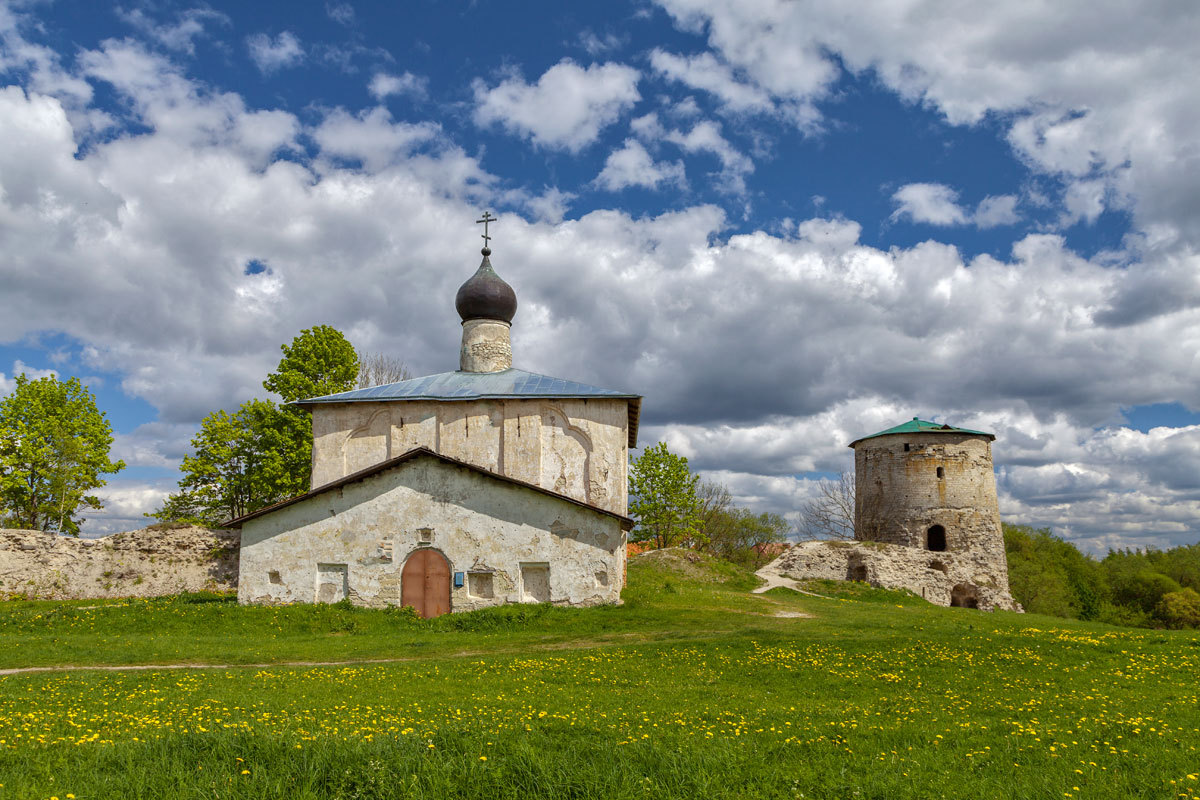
1,0,1199,552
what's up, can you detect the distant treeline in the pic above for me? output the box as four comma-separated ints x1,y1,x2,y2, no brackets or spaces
1004,524,1200,629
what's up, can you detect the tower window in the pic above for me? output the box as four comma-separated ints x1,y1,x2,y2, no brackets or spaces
904,443,910,452
927,525,947,552
937,466,945,479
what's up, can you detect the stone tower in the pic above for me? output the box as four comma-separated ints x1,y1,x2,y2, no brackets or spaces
847,417,1016,609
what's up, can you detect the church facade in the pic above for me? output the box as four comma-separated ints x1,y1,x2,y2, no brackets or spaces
231,236,640,616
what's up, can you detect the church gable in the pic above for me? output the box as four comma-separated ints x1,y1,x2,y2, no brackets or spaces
235,448,628,613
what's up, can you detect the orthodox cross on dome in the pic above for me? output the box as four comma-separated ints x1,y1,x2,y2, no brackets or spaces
476,210,496,249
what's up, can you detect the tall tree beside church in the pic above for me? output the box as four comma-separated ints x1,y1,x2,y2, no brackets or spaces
154,400,307,526
263,325,359,403
0,374,125,535
153,327,359,526
262,325,359,495
629,442,704,549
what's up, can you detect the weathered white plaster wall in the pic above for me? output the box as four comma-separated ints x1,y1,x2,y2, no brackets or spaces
238,454,626,611
310,398,629,514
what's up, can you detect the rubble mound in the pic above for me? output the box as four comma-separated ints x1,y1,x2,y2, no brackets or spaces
766,539,1020,612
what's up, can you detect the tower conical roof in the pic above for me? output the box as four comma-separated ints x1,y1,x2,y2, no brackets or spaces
848,417,994,447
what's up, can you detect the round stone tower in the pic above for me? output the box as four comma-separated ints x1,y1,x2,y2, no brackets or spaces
849,418,1013,607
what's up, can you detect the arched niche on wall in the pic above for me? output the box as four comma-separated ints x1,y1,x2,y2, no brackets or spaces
344,409,391,475
539,404,592,503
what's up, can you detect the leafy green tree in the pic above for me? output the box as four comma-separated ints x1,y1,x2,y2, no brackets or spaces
264,326,359,493
1003,524,1110,619
1113,569,1182,614
629,442,703,549
1147,544,1200,591
263,325,359,403
0,373,125,535
704,507,790,568
154,327,360,526
153,400,308,526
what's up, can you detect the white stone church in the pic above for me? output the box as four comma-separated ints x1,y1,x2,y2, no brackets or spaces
230,234,641,617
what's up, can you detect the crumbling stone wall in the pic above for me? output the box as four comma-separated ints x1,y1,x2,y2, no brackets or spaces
0,526,238,599
772,540,1020,612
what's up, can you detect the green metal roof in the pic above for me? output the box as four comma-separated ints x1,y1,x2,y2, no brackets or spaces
848,417,994,447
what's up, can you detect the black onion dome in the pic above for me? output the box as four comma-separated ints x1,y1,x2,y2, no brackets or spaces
455,248,517,323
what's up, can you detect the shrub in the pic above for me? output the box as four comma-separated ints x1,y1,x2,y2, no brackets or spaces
1155,588,1200,629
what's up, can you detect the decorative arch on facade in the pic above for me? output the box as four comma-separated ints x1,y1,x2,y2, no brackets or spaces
343,409,392,475
539,404,593,503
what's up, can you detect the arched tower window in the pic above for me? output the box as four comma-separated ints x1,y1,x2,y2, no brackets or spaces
936,466,945,479
927,525,947,552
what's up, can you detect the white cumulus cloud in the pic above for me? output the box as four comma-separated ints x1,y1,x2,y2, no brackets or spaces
664,119,753,194
891,183,1020,228
595,139,686,191
367,71,427,101
245,31,303,74
650,48,774,114
472,59,640,152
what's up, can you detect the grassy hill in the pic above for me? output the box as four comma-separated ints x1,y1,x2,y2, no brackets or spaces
1,550,1197,799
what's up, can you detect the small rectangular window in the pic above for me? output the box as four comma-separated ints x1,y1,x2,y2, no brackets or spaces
937,466,945,479
904,443,910,452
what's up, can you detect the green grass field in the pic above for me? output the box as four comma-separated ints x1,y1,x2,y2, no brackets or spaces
2,550,1198,799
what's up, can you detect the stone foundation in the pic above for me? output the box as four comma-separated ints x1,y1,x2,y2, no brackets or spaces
771,540,1021,612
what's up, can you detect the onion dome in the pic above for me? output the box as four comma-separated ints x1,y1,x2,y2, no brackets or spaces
455,247,517,323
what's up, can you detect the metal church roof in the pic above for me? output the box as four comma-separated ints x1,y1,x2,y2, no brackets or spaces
848,417,994,448
296,368,642,447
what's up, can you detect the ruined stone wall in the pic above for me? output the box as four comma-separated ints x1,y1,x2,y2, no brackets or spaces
772,540,1020,612
238,453,626,611
0,526,238,599
310,398,629,515
856,433,1007,559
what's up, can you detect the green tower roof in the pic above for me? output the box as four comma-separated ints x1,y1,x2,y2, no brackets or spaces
848,417,995,448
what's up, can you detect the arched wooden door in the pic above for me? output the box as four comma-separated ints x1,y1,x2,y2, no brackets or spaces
401,549,451,618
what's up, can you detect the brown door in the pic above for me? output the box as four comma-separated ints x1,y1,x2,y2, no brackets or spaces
401,549,451,618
